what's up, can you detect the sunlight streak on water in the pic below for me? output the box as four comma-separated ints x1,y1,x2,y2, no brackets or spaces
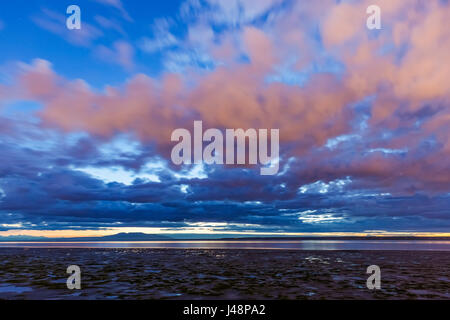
1,240,450,250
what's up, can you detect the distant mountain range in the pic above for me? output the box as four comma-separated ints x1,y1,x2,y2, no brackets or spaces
0,232,449,242
0,232,173,242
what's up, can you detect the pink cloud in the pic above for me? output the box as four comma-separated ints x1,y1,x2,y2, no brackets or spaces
2,0,449,194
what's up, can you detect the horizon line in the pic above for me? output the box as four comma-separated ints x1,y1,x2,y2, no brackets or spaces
1,228,450,239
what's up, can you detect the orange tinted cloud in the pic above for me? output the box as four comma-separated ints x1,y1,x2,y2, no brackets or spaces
3,0,449,194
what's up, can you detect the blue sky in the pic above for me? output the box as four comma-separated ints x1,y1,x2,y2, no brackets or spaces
0,0,186,85
0,0,449,238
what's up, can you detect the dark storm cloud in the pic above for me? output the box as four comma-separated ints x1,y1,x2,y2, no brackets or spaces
1,0,450,234
0,118,449,234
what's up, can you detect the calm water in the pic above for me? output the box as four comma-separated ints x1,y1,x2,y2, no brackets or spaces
1,240,450,250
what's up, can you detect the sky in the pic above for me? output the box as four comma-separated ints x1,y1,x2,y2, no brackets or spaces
0,0,449,238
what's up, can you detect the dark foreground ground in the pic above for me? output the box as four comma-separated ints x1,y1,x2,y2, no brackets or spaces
0,249,449,299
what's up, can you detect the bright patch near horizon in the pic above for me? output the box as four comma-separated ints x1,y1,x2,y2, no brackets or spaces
73,166,160,185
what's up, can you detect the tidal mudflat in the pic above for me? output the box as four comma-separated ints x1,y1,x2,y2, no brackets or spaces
0,248,449,300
